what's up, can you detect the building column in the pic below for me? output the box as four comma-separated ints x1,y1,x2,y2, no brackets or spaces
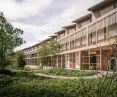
100,45,102,70
61,55,62,67
67,54,69,68
87,27,89,46
69,34,71,50
56,55,58,67
75,52,79,69
65,54,68,68
106,25,109,42
96,23,98,44
89,49,90,70
75,53,78,69
78,51,81,70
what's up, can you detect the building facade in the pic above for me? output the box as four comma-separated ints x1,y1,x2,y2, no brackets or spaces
21,0,117,71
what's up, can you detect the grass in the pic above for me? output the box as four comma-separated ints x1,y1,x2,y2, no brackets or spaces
30,68,98,77
0,70,117,97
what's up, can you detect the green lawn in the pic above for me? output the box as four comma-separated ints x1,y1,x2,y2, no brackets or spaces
0,70,117,97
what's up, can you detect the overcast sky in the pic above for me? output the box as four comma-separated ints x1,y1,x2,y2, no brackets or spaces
0,0,103,50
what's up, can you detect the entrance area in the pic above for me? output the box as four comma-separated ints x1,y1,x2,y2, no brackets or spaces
81,46,112,71
81,50,100,70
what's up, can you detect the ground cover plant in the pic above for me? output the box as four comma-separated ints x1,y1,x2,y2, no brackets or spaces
33,68,98,77
0,70,117,97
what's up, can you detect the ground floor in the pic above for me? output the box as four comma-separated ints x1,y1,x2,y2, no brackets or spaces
25,45,117,71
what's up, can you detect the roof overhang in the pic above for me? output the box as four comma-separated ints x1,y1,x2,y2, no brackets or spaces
72,13,91,23
54,29,65,34
88,0,114,11
62,23,76,29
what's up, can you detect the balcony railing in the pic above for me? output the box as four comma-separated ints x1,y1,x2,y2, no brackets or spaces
59,8,117,53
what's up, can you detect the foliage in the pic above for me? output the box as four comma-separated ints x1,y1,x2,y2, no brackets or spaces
0,70,117,97
36,68,97,77
48,40,60,55
38,40,60,67
38,40,60,57
89,65,96,70
17,52,26,68
0,12,25,70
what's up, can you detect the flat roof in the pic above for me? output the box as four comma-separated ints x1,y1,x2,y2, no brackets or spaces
20,42,41,51
49,34,57,38
54,29,65,34
41,37,52,43
88,0,114,11
62,23,76,28
72,13,91,23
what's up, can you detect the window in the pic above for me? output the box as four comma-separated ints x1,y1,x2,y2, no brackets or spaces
114,1,117,8
80,38,82,46
70,40,75,49
104,27,107,39
89,33,93,44
65,42,69,50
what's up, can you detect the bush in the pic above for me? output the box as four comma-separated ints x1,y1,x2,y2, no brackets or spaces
89,65,96,70
38,68,97,77
0,70,117,97
17,52,26,68
0,57,12,71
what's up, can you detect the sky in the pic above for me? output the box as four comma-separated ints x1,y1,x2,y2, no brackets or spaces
0,0,103,50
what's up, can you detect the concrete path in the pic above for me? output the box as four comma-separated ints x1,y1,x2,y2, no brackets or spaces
34,73,103,79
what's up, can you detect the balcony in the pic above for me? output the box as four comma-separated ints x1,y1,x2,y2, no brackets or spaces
59,8,117,53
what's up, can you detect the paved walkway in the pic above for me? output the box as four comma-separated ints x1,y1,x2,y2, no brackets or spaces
34,73,103,79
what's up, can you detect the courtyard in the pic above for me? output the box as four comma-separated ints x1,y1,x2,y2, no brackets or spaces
0,69,117,97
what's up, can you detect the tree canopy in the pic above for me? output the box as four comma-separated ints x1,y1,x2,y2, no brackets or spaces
38,39,60,57
17,51,26,68
0,12,25,70
38,39,60,67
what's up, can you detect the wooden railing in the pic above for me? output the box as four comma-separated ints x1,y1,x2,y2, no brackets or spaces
59,8,117,52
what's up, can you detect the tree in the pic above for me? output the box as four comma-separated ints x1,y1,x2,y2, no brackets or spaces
48,40,60,55
0,12,25,71
17,52,26,68
38,40,60,57
38,39,60,67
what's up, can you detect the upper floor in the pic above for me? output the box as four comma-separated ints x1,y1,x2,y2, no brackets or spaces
88,0,117,21
58,0,117,52
21,0,117,55
55,0,117,41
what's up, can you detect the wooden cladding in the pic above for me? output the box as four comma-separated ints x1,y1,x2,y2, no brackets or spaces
59,37,69,44
97,19,105,30
97,12,117,30
75,28,87,39
59,10,117,52
88,23,96,34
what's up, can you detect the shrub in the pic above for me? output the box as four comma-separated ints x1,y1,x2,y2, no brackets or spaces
0,70,117,97
17,52,26,68
39,68,97,77
89,65,96,70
